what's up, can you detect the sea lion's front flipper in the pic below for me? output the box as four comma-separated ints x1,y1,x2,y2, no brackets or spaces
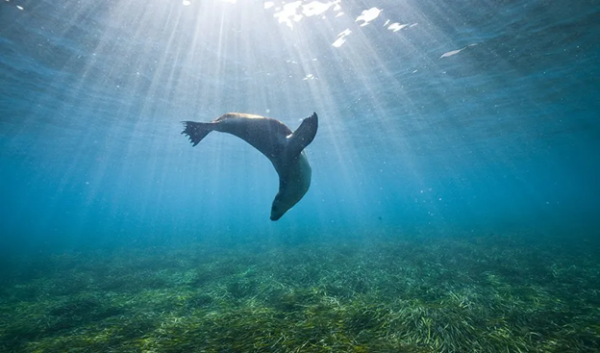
287,112,318,158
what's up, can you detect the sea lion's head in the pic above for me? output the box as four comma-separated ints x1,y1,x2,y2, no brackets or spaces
270,198,286,221
270,188,305,221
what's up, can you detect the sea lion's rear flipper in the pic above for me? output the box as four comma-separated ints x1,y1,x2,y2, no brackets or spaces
181,121,215,146
287,112,318,158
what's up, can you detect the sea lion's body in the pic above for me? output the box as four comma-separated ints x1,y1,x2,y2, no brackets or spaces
182,112,318,220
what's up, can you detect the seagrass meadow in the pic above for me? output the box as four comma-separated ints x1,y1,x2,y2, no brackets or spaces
1,231,599,352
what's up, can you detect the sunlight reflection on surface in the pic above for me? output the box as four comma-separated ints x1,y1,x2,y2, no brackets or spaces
355,7,381,26
271,0,342,28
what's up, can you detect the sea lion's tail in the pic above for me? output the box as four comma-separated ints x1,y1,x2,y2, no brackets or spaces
181,121,214,146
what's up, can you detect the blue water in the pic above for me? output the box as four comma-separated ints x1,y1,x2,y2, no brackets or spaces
1,0,599,253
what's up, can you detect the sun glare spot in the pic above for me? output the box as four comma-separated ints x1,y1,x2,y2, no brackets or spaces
274,1,303,29
356,7,381,27
332,29,351,48
182,0,191,6
271,0,341,29
441,48,464,58
440,44,476,58
302,1,338,16
388,23,408,32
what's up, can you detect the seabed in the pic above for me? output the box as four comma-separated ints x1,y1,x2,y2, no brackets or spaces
0,232,599,352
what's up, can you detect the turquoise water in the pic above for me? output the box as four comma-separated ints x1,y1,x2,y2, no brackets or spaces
1,0,600,351
2,0,597,251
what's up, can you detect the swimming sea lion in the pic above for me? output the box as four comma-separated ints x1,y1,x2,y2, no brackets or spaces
181,112,318,221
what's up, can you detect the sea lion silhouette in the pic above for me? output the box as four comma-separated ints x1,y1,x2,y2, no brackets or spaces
182,112,318,220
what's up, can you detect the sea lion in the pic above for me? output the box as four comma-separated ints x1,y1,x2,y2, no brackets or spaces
182,112,318,221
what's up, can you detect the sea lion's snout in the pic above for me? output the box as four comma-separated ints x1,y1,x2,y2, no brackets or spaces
270,201,285,221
